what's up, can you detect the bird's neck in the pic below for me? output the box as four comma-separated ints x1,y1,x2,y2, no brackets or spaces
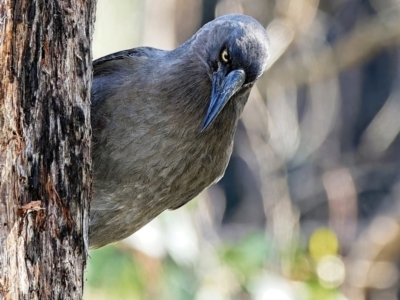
149,50,250,152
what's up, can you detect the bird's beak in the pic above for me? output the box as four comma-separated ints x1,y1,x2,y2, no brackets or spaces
201,69,245,131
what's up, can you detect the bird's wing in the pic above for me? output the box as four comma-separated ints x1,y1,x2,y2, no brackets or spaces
93,47,161,76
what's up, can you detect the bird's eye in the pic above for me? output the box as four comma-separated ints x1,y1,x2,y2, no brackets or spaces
220,49,229,63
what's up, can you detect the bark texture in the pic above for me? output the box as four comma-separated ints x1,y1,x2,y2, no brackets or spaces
0,0,95,299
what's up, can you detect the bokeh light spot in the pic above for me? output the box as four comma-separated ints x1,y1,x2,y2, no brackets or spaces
309,228,339,261
316,255,345,289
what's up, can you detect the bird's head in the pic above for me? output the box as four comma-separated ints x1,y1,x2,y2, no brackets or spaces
187,14,270,131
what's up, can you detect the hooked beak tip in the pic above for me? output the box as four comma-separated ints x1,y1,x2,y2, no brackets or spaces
201,69,245,132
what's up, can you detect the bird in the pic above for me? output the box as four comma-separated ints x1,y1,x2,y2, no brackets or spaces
90,14,270,248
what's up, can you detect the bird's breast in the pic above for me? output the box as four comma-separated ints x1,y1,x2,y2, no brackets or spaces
144,122,235,209
90,76,239,245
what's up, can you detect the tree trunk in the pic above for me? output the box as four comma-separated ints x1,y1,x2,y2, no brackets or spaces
0,0,96,299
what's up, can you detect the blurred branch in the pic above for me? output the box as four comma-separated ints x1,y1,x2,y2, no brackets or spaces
242,87,299,268
263,7,400,89
343,214,400,300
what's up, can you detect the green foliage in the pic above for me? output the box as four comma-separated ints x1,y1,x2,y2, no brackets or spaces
84,229,347,300
219,232,270,282
85,246,146,300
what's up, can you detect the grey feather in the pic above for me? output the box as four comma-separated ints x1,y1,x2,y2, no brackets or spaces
90,14,269,248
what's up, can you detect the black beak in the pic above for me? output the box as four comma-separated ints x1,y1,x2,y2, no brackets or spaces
201,69,245,131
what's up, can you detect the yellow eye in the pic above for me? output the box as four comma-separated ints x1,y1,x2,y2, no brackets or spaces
221,49,229,63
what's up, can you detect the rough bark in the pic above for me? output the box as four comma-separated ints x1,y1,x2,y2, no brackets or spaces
0,0,95,299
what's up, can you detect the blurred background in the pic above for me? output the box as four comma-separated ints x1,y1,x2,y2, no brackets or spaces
85,0,400,299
